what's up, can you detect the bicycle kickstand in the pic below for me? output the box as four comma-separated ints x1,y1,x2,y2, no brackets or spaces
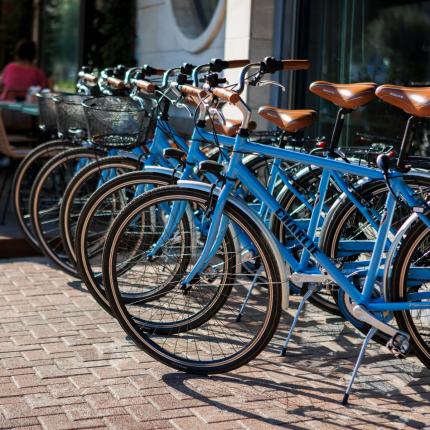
280,283,321,356
342,326,377,406
236,266,263,322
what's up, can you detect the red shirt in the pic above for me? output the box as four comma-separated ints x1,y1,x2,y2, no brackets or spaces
0,62,48,100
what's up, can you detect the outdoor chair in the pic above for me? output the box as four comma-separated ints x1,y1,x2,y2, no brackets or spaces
0,110,37,225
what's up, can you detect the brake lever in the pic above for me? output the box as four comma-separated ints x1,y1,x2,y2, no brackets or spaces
163,85,194,117
176,100,193,117
209,106,226,125
149,87,175,107
257,80,286,91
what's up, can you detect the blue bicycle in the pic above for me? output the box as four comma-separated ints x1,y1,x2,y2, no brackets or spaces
101,63,430,405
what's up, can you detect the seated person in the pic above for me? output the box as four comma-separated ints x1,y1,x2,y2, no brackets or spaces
0,40,48,100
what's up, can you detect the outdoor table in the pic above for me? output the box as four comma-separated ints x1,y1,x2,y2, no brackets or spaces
0,101,39,116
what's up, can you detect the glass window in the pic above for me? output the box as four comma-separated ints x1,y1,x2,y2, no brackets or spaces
171,0,219,38
295,0,430,154
40,0,81,91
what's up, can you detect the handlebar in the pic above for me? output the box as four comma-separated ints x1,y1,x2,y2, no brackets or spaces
106,76,126,89
134,80,156,93
236,57,310,93
280,59,310,71
212,87,240,104
179,84,207,99
192,58,249,86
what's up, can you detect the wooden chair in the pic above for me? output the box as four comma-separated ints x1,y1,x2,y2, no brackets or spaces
2,89,34,133
0,110,36,224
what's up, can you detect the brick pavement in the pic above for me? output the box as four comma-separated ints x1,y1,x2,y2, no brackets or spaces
0,257,429,429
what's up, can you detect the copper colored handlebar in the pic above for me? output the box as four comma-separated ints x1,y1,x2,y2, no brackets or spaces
281,60,310,71
135,80,155,93
107,77,125,89
180,85,207,99
212,87,240,104
226,59,249,69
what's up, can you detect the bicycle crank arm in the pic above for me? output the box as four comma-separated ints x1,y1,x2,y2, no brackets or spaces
352,305,410,357
289,271,333,285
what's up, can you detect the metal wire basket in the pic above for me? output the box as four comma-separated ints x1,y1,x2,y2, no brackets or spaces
53,94,89,139
83,96,148,149
36,91,62,136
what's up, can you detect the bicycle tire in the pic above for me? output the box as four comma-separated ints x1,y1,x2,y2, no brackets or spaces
388,215,430,368
12,139,77,249
103,185,283,374
30,146,106,276
74,169,176,314
319,175,430,345
60,155,141,266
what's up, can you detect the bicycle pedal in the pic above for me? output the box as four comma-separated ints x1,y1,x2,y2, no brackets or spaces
386,333,410,358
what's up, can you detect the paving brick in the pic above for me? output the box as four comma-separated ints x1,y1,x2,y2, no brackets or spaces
0,383,46,398
12,373,68,389
38,414,105,429
171,416,243,429
0,257,428,430
62,403,127,421
24,393,85,409
107,383,141,400
0,415,40,429
1,401,62,420
148,394,206,411
34,365,89,379
104,415,170,430
22,350,52,362
126,403,194,422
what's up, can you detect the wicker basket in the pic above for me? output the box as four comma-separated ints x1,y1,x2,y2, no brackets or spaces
36,91,63,136
53,94,88,139
83,96,149,149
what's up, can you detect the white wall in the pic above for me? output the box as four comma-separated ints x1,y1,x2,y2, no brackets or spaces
135,0,276,129
136,0,225,68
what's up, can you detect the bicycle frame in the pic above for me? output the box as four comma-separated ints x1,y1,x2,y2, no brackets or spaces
182,133,430,313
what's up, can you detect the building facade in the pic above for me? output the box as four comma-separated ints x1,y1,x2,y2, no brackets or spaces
3,0,428,149
136,0,430,150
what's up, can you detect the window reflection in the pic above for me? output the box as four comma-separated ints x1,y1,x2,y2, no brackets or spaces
298,0,430,154
40,0,80,91
171,0,219,38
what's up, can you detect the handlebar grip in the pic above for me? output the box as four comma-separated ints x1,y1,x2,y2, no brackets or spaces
135,80,155,93
282,59,310,71
212,87,240,104
81,73,98,84
180,85,207,98
226,59,249,69
107,77,125,89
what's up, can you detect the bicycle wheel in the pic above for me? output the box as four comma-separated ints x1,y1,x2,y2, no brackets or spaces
103,185,283,374
103,184,235,324
60,155,141,267
319,175,430,344
12,139,77,249
388,215,430,368
75,169,175,314
30,146,106,276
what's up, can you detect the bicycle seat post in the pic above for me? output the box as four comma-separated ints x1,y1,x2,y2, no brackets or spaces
396,115,418,172
328,107,352,154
